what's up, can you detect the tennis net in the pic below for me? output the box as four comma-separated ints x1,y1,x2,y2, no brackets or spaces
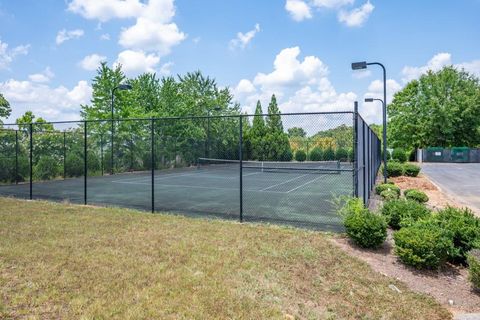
197,157,344,174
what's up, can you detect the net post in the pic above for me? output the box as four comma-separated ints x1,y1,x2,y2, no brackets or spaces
63,131,66,180
151,118,155,213
239,115,243,223
84,121,87,205
353,102,358,198
15,130,18,184
29,123,33,200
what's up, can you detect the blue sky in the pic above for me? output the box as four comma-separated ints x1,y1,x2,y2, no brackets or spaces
1,0,479,123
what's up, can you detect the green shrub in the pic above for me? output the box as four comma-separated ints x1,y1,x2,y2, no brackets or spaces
392,148,407,163
381,199,431,229
295,149,307,162
280,148,293,161
404,189,429,203
403,163,421,177
344,208,387,249
309,147,323,161
386,161,404,177
467,249,480,290
87,152,101,173
34,156,59,181
386,179,395,185
375,183,400,196
335,148,348,161
380,189,399,201
435,207,480,264
65,153,84,177
336,197,364,219
394,219,453,269
323,147,335,161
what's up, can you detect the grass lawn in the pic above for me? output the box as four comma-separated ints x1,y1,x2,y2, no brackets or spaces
0,197,451,319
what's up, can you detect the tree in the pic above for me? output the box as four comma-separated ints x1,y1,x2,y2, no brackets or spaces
249,101,266,160
264,95,292,160
16,111,53,131
388,66,480,149
0,93,11,123
287,127,306,137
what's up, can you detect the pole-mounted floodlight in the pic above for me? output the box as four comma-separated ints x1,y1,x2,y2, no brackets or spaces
110,83,132,175
352,61,388,183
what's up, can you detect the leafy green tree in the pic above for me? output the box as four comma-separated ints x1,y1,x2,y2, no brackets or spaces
16,111,53,131
0,93,11,123
264,95,291,160
313,124,353,150
249,101,266,160
388,66,480,149
287,127,306,137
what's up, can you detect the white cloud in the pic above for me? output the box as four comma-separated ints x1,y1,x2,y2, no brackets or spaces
0,79,92,122
79,54,107,71
100,33,110,40
0,39,29,70
352,69,372,79
457,60,480,78
28,67,55,83
115,50,160,76
401,52,452,82
56,29,84,45
310,0,354,8
159,61,174,75
229,24,261,50
67,0,144,22
285,0,312,21
338,1,374,27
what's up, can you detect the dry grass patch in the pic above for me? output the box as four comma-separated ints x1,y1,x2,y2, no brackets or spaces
0,197,450,319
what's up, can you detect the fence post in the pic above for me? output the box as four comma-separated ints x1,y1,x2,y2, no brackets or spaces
29,123,33,200
15,130,18,184
100,133,104,176
239,115,243,223
84,121,87,205
151,119,155,213
362,121,367,204
63,131,66,179
353,102,358,198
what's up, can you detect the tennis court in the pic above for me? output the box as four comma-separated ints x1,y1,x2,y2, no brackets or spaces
0,159,353,231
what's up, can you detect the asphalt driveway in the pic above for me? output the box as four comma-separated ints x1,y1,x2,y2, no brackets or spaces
421,163,480,213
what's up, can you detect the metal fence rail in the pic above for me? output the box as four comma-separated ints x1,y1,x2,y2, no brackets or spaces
0,106,380,230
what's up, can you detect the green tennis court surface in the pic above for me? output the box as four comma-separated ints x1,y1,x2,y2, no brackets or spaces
0,162,353,231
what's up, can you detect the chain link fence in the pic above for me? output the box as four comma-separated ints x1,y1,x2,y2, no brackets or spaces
0,108,381,230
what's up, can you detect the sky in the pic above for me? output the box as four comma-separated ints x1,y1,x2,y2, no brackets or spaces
0,0,479,124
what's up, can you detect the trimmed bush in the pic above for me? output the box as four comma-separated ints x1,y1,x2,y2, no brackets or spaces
323,147,335,161
344,208,387,249
467,249,480,290
381,199,431,229
336,197,364,218
280,149,293,161
394,219,453,269
392,148,407,163
404,189,429,203
380,189,399,201
386,161,404,177
386,179,395,185
404,163,421,177
309,147,323,161
295,149,307,162
335,148,348,161
375,183,400,196
435,206,480,264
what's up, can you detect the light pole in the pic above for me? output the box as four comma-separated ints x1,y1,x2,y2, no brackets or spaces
206,106,222,158
352,61,387,183
111,84,132,174
364,98,387,182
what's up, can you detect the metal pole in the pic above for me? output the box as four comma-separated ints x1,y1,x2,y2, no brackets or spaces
206,111,210,158
84,121,87,205
111,89,115,175
362,121,367,204
100,133,104,176
353,102,358,198
15,130,18,184
239,116,243,223
382,65,387,183
151,119,155,213
29,123,33,200
63,131,66,179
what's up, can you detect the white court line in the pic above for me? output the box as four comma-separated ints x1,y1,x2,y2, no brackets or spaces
259,173,309,191
285,175,325,193
112,180,288,194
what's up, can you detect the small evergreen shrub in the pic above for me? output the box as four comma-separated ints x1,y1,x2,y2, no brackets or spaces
309,147,323,161
381,199,431,229
394,219,453,269
403,163,421,177
392,148,407,163
34,157,59,181
404,189,429,203
344,208,387,249
380,189,399,201
386,161,404,177
467,249,480,290
435,207,480,264
375,183,401,196
335,148,348,161
323,147,335,161
295,149,307,162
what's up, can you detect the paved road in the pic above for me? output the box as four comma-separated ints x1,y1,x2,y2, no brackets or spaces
421,163,480,213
